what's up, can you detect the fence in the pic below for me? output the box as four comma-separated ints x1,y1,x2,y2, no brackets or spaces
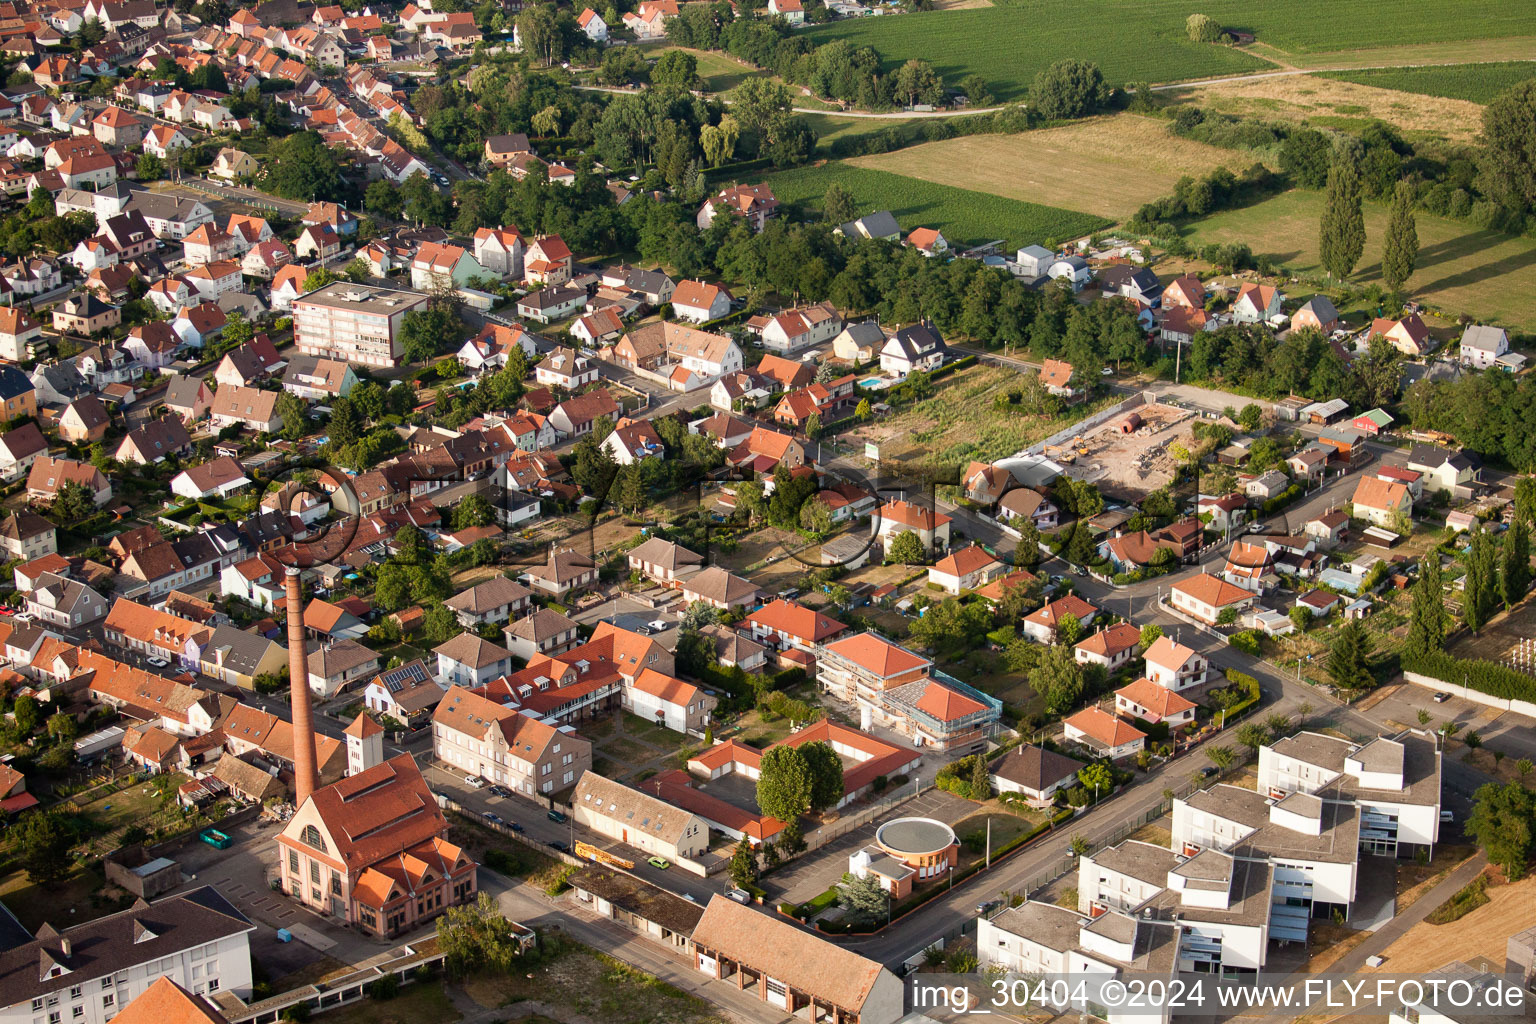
802,780,925,853
1024,391,1155,458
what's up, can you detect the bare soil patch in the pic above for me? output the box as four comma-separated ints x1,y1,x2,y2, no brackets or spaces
1367,871,1534,973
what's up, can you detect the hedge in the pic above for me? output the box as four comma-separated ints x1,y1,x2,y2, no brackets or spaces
1402,649,1536,703
1262,484,1305,516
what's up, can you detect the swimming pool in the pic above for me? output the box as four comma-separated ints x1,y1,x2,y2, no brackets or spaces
858,376,886,389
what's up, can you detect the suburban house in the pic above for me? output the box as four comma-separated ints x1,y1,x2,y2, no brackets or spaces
1142,636,1208,692
744,598,846,651
432,685,592,796
1114,677,1197,727
1368,313,1433,357
880,323,947,375
1231,283,1282,323
170,456,251,500
523,234,573,285
162,375,214,423
434,633,515,689
1063,707,1145,760
670,279,732,323
927,544,1004,595
601,420,666,465
1023,595,1099,644
1198,492,1248,532
1039,358,1079,398
210,385,283,434
1351,475,1413,528
989,743,1084,804
875,499,951,556
1407,444,1479,496
1073,622,1141,673
696,184,778,233
444,576,532,628
282,355,358,402
1460,324,1523,371
1292,295,1341,334
1161,274,1206,310
905,227,948,256
1168,573,1254,625
756,301,842,355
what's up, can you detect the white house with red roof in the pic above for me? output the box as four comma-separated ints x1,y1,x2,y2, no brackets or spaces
1368,313,1433,357
1063,706,1145,760
876,498,951,555
697,184,778,232
1198,492,1248,531
1114,677,1196,727
1168,574,1255,626
576,7,608,40
1023,594,1099,644
905,227,948,257
625,667,715,735
523,234,572,285
1231,282,1282,324
927,543,1004,595
1073,621,1141,672
744,598,846,652
670,279,732,323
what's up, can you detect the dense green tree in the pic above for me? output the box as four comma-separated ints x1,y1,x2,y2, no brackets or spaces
1381,180,1419,292
1464,528,1500,632
1327,621,1374,691
823,183,856,225
1502,517,1532,611
652,49,700,89
1028,59,1108,120
887,529,925,565
838,873,888,921
12,696,38,736
1480,79,1536,215
326,396,363,448
437,893,529,977
275,393,308,440
15,810,71,887
48,481,97,526
264,132,347,203
756,745,813,822
799,740,845,811
1320,143,1366,279
1032,644,1084,715
728,836,757,888
1465,781,1534,879
893,58,943,108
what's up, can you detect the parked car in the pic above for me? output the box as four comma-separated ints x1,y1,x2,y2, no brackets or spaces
1198,765,1218,779
547,840,569,852
647,619,668,632
489,785,510,797
481,811,504,825
547,809,567,823
465,775,487,789
509,821,524,833
1433,692,1452,703
976,898,1001,916
147,657,169,668
648,856,670,870
725,888,751,904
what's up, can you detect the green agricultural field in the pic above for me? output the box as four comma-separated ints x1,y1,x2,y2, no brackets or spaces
1182,188,1536,329
757,161,1109,249
804,0,1536,102
1318,62,1536,104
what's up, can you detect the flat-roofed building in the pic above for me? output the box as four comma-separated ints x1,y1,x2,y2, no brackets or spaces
291,282,430,368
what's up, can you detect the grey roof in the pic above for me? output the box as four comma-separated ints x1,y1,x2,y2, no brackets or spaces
1171,848,1233,888
1349,736,1404,774
0,903,31,953
989,899,1085,954
838,320,887,346
1298,294,1340,321
1408,443,1475,472
162,373,206,410
0,365,32,401
1018,244,1053,261
1269,731,1354,773
628,537,704,572
505,607,580,642
125,190,208,223
838,210,900,240
887,322,945,359
307,638,379,678
574,771,699,845
1087,840,1182,888
0,887,253,1006
445,575,533,614
990,743,1084,791
33,363,91,401
1460,323,1507,353
1149,857,1274,926
1328,730,1442,806
206,624,282,675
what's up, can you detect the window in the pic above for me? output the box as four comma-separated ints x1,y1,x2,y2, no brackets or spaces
72,1009,82,1020
300,825,327,852
541,763,550,776
330,877,341,896
206,979,218,993
310,861,321,884
101,980,112,992
101,996,113,1009
288,850,299,874
32,1000,42,1012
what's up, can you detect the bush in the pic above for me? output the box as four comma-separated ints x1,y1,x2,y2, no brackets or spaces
366,975,399,1001
1228,629,1263,655
1263,484,1305,515
1403,649,1536,703
1186,13,1224,42
1426,873,1489,924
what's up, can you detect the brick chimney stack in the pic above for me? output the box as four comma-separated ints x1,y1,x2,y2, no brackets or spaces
285,567,319,807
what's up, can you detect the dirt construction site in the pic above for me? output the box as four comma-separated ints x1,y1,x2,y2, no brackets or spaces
1049,402,1195,497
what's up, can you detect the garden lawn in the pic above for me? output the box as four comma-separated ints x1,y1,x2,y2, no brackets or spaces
1318,61,1536,104
1181,189,1536,329
757,162,1108,250
462,945,724,1024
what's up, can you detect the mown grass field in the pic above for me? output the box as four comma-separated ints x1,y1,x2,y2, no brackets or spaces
1172,73,1488,144
1182,188,1536,329
757,161,1109,248
1318,61,1536,104
804,0,1536,101
847,113,1248,220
